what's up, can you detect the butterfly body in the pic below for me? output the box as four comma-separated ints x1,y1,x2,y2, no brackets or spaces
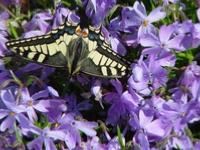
6,19,130,78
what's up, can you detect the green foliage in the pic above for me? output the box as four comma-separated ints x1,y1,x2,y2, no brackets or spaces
117,126,126,150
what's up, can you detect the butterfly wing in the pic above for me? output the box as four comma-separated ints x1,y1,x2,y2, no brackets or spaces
80,27,130,78
6,21,78,68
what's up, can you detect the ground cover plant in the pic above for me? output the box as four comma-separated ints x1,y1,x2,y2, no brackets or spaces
0,0,200,149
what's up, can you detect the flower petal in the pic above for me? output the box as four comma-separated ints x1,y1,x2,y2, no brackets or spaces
21,88,31,102
167,35,187,51
133,1,147,19
139,110,153,128
140,33,160,47
147,7,166,23
48,130,66,140
32,90,49,100
44,138,57,150
75,121,98,137
110,79,123,94
159,25,176,44
0,109,9,119
145,119,167,138
0,116,15,131
34,100,50,112
27,137,43,150
27,107,38,122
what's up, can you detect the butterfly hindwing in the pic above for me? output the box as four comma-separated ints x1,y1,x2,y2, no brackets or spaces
80,26,129,78
81,45,129,78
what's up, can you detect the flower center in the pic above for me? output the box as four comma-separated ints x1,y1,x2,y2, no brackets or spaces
180,112,186,117
9,111,16,116
27,100,33,106
143,20,149,27
54,122,60,128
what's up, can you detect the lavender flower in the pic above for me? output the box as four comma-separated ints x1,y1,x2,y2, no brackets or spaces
0,60,10,85
53,113,98,149
91,80,103,103
140,24,187,56
1,1,200,149
0,0,21,6
174,62,200,101
83,0,116,26
128,58,152,95
52,5,70,28
106,137,125,150
130,109,170,149
104,79,138,124
27,127,66,150
162,0,180,5
0,88,28,131
20,87,57,122
133,1,166,38
52,5,80,29
81,136,106,150
23,12,52,33
0,11,9,56
160,99,198,132
166,134,193,149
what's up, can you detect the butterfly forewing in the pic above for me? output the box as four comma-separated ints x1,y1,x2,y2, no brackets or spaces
6,21,77,67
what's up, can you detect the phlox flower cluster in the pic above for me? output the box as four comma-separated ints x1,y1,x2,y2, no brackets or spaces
0,0,200,149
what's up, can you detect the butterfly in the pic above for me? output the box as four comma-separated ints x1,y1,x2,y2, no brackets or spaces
6,18,131,78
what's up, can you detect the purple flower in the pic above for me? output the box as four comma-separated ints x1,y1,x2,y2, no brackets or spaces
16,63,55,83
91,80,104,107
53,113,98,149
23,12,52,33
140,24,187,56
133,1,166,38
0,0,20,6
0,60,10,85
160,100,198,131
0,11,9,35
104,79,138,124
179,62,200,87
20,87,60,122
120,6,141,32
0,11,9,56
106,18,127,55
0,34,8,56
27,127,66,150
81,136,106,150
64,94,92,114
106,137,124,150
146,96,167,116
22,30,45,38
192,23,200,48
197,8,200,21
83,0,116,26
0,88,28,131
130,110,170,149
166,134,193,149
129,52,176,94
175,62,200,101
163,0,180,5
52,5,70,28
128,58,152,96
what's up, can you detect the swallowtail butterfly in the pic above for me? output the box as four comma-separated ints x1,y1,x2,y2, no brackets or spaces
6,18,130,78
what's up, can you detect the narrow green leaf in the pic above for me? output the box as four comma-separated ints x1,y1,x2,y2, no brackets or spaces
117,126,125,150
